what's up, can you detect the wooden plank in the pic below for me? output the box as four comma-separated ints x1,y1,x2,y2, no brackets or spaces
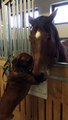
62,82,68,120
63,104,68,120
53,98,61,120
38,98,45,120
20,99,26,120
0,69,1,96
46,95,52,120
62,82,68,104
25,95,32,120
0,69,5,96
13,109,21,120
0,60,6,96
48,80,62,100
50,65,68,78
0,60,6,66
13,99,26,120
30,95,38,120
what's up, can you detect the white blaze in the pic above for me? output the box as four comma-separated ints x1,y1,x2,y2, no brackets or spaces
35,31,41,39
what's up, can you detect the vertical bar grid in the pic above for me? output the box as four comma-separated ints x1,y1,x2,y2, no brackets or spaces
1,0,35,57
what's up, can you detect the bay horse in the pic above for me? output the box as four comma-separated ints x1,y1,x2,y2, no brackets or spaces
29,10,68,76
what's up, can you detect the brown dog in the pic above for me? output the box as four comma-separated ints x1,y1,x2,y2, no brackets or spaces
0,53,45,120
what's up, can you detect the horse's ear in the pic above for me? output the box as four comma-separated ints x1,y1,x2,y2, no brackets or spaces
49,9,58,22
29,16,35,26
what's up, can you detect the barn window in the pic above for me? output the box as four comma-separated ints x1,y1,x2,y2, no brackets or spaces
51,1,68,24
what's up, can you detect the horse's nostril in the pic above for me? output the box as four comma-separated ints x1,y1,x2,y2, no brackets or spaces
40,72,44,77
34,72,46,83
39,72,45,81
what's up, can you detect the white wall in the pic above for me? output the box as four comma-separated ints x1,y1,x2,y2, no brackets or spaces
56,24,68,38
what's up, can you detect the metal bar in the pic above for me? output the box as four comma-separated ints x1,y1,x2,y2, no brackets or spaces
20,0,22,28
18,2,21,53
0,9,3,56
23,0,27,52
24,0,26,28
16,0,20,52
27,0,31,54
13,0,17,55
19,0,23,51
8,2,12,55
20,1,24,52
2,2,8,58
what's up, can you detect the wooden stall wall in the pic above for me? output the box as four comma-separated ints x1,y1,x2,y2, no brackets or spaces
13,63,68,120
0,60,68,120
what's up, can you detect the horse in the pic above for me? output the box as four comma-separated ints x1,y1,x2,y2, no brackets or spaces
29,10,68,76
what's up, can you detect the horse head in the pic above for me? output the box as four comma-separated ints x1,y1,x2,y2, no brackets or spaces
29,10,59,76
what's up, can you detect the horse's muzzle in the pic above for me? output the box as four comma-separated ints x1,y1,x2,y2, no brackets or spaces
33,72,47,83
